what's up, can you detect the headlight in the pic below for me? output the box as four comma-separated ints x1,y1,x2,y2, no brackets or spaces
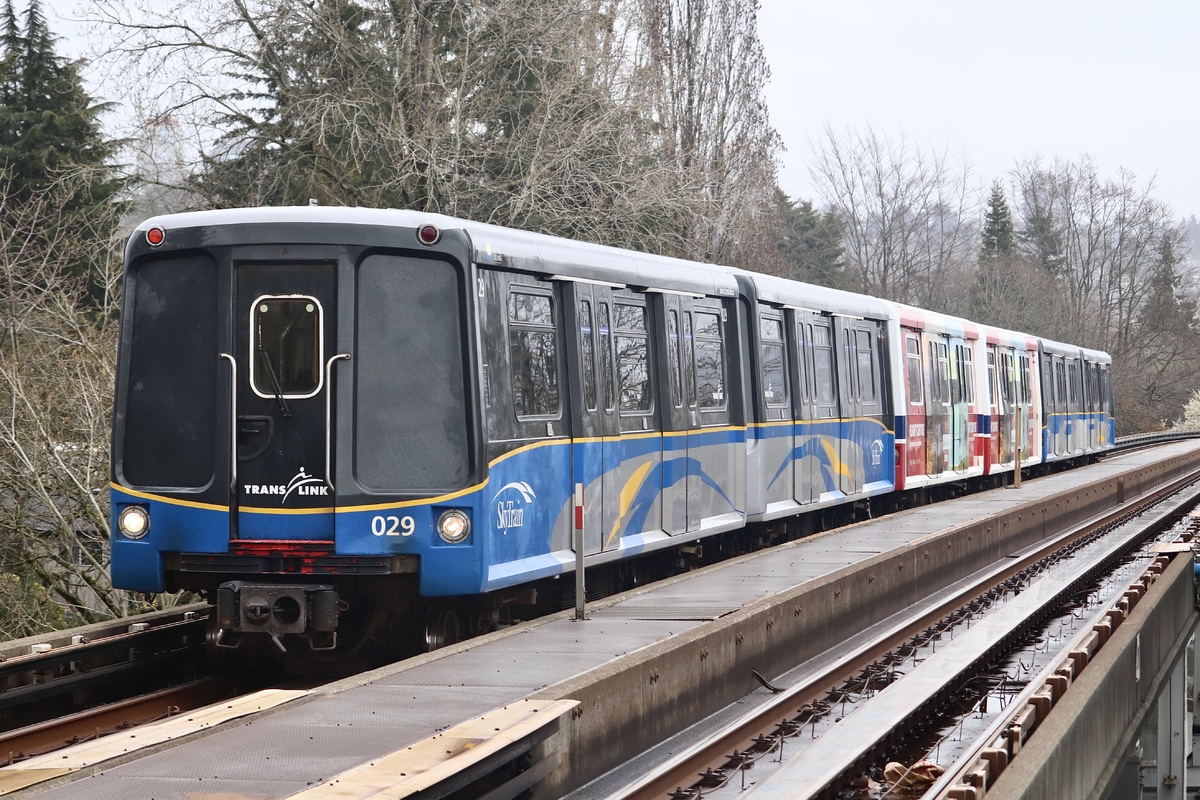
436,509,471,544
117,505,150,540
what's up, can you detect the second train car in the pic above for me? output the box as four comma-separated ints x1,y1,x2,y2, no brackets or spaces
110,207,1114,662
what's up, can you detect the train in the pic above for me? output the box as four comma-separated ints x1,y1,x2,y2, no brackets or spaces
109,206,1115,665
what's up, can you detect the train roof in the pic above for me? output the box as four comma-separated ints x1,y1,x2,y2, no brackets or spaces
132,206,739,299
739,270,894,320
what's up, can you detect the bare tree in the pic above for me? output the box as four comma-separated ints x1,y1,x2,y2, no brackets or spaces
1012,155,1181,355
808,124,977,308
86,0,780,262
0,169,148,635
625,0,782,268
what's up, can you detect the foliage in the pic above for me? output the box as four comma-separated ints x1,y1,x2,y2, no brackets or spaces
979,179,1014,259
0,0,123,307
0,2,137,636
775,190,846,288
807,124,977,309
0,171,142,637
96,0,780,265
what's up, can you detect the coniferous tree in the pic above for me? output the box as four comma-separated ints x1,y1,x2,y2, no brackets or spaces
776,193,847,289
979,179,1015,260
0,0,122,305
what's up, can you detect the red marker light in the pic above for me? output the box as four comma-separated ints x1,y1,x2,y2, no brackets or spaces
417,224,441,246
145,227,165,246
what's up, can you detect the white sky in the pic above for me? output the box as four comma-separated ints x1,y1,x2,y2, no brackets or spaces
757,0,1200,219
38,0,1200,220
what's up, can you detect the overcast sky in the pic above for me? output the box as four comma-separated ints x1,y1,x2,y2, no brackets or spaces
39,0,1200,220
757,0,1200,220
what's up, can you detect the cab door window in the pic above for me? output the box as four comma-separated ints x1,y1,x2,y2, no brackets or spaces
250,295,322,399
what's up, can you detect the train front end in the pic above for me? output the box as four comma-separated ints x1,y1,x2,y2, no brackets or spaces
110,208,484,658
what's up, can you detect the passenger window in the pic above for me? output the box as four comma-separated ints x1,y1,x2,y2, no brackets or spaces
580,300,596,412
508,290,559,418
684,312,697,407
251,295,322,398
906,335,923,405
760,316,788,409
1020,355,1031,404
986,351,997,409
614,302,650,412
963,346,974,404
812,324,835,405
951,344,973,405
855,329,875,403
599,303,615,411
668,310,682,409
694,310,725,409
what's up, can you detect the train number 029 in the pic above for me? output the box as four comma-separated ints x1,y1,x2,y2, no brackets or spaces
371,515,415,537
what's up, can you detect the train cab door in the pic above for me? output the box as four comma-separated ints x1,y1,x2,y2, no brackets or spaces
229,262,342,541
569,283,620,554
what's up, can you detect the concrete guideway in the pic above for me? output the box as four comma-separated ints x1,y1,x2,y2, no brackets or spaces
979,547,1199,800
550,442,1200,798
8,442,1200,800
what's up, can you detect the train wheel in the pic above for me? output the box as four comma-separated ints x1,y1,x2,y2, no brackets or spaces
424,607,460,651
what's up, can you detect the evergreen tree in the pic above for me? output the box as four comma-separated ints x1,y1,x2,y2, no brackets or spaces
1122,234,1200,429
979,179,1015,260
0,0,122,304
776,193,846,289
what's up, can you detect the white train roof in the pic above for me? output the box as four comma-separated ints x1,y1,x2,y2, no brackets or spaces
133,206,738,298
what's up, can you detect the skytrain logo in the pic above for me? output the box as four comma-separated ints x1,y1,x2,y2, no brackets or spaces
492,481,535,532
243,468,329,504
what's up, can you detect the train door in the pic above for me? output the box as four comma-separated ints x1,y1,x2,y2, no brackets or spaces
1075,357,1084,455
985,346,1002,467
687,299,736,530
758,308,793,512
902,330,926,482
1085,362,1099,450
949,339,973,472
1053,357,1068,456
603,289,663,544
833,317,883,496
924,334,950,476
569,283,620,554
658,293,697,535
994,348,1014,465
834,318,861,495
797,313,838,501
231,262,340,540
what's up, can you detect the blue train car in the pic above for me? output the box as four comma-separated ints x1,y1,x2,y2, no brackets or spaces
110,206,1113,661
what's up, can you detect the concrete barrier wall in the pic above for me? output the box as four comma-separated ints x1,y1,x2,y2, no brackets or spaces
985,550,1197,800
534,446,1200,797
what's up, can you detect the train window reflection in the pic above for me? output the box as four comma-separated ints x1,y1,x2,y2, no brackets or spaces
615,302,650,412
694,311,725,410
508,289,560,419
761,316,787,409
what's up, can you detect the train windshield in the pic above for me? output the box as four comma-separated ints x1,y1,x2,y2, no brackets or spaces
354,253,471,494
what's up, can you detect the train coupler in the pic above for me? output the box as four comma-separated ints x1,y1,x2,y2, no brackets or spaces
216,581,339,651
